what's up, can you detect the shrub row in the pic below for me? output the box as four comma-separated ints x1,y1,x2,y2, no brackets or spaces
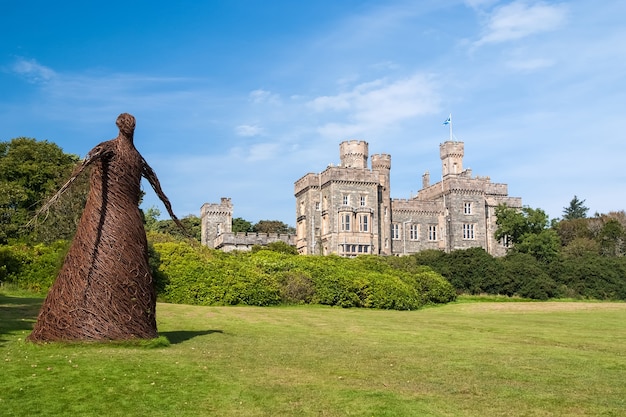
407,248,626,300
5,239,622,305
154,242,456,309
0,241,69,292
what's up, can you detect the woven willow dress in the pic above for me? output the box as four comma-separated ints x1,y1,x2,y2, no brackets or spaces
28,114,180,341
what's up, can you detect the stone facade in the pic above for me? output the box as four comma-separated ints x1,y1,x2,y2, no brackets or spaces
294,140,521,257
200,197,295,252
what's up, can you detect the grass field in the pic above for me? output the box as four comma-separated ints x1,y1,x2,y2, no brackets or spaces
1,291,625,416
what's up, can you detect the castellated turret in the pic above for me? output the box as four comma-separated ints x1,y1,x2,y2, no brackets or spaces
340,140,369,168
440,141,464,177
371,153,391,171
200,197,233,246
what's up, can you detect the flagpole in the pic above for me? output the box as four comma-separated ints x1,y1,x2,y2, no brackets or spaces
443,114,452,141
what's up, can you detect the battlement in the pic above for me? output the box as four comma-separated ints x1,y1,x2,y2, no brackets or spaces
319,165,380,186
440,141,464,158
371,154,391,170
391,199,441,215
214,232,295,252
294,173,320,196
200,197,233,217
340,140,369,168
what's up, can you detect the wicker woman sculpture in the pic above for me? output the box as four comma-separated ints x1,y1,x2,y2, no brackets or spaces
28,113,183,342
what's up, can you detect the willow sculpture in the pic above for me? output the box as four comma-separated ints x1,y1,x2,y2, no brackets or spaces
28,113,183,342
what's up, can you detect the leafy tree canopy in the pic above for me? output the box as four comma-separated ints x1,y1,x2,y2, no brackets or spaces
253,220,295,234
232,217,253,233
494,205,551,244
0,138,81,243
495,205,560,262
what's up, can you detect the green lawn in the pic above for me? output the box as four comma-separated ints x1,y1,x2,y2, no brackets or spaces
1,291,625,416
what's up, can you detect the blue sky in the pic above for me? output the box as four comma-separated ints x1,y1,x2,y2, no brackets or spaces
1,0,624,225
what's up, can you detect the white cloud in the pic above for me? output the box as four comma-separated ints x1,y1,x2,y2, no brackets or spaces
249,89,281,105
308,74,440,138
235,124,264,137
11,57,56,83
475,1,568,46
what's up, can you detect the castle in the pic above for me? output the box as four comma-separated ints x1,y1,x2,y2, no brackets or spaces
200,198,295,252
293,140,521,257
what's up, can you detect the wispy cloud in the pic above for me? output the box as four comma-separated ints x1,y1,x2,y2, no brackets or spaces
249,89,281,105
235,124,264,137
474,1,568,46
308,74,440,138
10,57,56,83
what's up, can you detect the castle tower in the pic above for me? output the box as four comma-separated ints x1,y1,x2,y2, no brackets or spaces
440,141,464,177
200,197,233,247
340,140,369,169
371,153,391,255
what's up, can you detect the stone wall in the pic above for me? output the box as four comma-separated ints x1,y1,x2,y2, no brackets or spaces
214,232,296,252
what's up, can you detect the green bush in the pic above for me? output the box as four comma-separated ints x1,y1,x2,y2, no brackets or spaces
155,242,282,306
549,254,626,300
277,271,315,304
0,241,69,292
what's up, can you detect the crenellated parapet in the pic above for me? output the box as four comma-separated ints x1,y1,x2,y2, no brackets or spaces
214,232,295,252
340,140,369,168
201,197,233,217
319,166,379,186
294,173,320,196
371,153,391,171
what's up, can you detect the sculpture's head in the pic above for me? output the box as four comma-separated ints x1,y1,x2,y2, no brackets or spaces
116,113,136,138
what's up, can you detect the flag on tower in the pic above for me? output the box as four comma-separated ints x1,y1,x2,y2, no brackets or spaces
442,115,451,125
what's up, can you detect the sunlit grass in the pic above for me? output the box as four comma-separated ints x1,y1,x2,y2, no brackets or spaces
1,291,625,416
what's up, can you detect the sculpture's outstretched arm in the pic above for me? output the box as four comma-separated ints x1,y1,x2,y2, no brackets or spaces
26,143,110,227
141,157,187,233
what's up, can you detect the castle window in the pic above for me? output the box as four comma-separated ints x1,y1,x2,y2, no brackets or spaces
360,196,366,206
410,224,419,240
462,223,475,239
341,213,351,231
343,195,349,205
391,223,400,240
428,225,437,241
501,235,511,248
216,223,222,235
315,202,320,211
359,214,369,232
464,202,472,215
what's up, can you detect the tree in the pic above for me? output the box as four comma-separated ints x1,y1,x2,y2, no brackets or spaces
598,219,624,257
562,195,589,220
232,217,253,233
253,220,295,234
143,206,161,232
554,218,592,247
0,138,81,243
153,215,201,241
495,205,551,244
495,205,560,262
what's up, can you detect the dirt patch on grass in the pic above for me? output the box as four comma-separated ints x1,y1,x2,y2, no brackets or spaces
463,302,626,313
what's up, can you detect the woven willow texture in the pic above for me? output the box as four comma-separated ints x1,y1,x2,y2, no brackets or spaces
28,114,183,342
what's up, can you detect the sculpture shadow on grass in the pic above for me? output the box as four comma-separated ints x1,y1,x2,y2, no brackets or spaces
159,329,224,345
